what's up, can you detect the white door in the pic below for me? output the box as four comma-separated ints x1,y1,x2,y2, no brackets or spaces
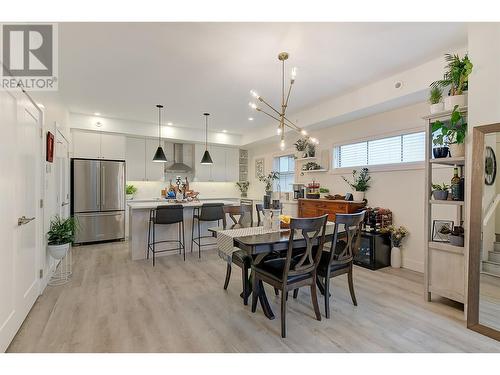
56,130,70,218
0,89,42,352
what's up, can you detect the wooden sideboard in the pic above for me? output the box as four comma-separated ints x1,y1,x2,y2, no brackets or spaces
298,198,366,221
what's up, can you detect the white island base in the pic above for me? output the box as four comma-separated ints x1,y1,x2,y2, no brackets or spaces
128,200,237,261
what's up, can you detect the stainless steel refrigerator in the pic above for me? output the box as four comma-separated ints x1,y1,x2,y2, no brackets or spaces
71,158,125,244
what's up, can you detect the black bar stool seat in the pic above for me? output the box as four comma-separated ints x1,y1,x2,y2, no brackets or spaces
147,205,186,266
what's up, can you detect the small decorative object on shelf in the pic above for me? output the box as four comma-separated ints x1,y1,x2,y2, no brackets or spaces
306,142,316,158
429,86,444,114
294,137,310,158
381,225,409,269
432,105,467,158
448,223,464,247
431,183,450,200
485,146,497,185
302,161,322,171
126,184,138,200
235,181,250,198
342,167,371,201
450,166,463,200
431,53,473,110
432,146,450,159
431,220,454,242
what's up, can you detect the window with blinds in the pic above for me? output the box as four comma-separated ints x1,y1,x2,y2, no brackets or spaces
334,131,425,168
273,154,295,192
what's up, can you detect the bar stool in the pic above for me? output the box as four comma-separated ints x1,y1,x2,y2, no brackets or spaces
147,205,185,266
191,203,226,258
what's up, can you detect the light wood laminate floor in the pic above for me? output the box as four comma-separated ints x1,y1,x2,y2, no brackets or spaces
7,241,500,352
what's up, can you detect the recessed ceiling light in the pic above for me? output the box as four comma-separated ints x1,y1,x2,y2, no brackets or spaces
94,112,101,116
167,122,173,126
248,117,254,121
222,130,227,133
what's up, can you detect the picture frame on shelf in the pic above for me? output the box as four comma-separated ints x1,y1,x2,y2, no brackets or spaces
255,158,264,178
432,220,454,242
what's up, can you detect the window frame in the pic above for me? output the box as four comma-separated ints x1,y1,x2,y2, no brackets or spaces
273,154,296,192
331,127,426,174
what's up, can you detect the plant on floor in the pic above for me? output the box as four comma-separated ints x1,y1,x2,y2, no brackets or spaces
236,181,250,197
47,216,77,246
381,225,409,248
432,105,467,146
429,86,442,104
342,168,371,192
258,171,279,194
126,184,138,195
431,53,473,96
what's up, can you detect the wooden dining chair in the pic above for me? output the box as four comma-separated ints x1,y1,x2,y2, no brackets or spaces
251,214,328,338
222,204,254,305
312,211,365,318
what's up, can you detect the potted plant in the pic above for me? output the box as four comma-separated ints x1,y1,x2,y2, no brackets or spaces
431,53,473,110
432,105,467,157
302,161,322,171
449,224,464,247
429,87,444,114
126,184,138,200
319,187,330,199
294,138,310,158
342,168,370,201
47,216,77,260
307,142,316,158
236,181,250,198
381,225,409,268
258,171,279,208
431,183,450,200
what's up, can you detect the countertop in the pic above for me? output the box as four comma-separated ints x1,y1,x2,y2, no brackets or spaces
127,199,238,210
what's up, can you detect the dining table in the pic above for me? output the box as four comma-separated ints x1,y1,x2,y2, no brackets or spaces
210,222,338,320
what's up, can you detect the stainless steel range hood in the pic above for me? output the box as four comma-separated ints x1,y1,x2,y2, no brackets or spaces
166,143,192,172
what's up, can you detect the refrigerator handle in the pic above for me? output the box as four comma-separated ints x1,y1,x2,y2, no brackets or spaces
101,163,105,208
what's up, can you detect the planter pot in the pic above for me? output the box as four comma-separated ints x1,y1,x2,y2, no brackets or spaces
433,146,449,159
449,234,464,247
430,102,444,114
352,191,365,201
449,143,465,158
263,192,272,209
47,243,70,260
391,246,402,268
240,192,248,198
444,94,467,111
126,194,134,200
432,190,449,200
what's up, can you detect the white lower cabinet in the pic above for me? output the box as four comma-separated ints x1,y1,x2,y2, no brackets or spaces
194,144,240,182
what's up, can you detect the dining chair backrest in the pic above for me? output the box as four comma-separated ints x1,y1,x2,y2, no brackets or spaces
223,204,253,229
327,211,366,267
256,202,283,226
151,205,184,225
283,214,328,280
199,203,225,222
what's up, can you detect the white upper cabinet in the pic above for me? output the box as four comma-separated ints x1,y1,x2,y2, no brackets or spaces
193,144,240,182
145,138,165,181
72,130,125,160
125,137,146,181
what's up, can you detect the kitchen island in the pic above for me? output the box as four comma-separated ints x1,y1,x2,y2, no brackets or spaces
128,199,238,260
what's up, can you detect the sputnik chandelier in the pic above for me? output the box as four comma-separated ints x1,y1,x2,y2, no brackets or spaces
249,52,319,150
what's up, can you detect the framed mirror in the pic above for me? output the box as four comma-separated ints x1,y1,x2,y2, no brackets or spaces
468,123,500,340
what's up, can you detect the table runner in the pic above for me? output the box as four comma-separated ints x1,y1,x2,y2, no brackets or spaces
216,222,338,263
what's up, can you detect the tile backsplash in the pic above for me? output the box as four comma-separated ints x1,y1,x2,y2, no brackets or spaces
126,180,240,200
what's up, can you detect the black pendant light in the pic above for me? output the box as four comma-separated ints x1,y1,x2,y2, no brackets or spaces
152,104,167,162
200,113,213,165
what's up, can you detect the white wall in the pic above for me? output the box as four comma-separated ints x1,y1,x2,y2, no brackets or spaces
246,102,458,272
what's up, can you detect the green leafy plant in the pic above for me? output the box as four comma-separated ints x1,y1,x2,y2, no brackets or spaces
258,171,279,193
294,138,309,152
47,216,77,245
342,168,371,192
319,187,330,193
381,225,409,248
307,143,316,157
235,181,249,193
302,161,322,171
126,184,138,195
429,87,442,104
431,183,450,191
431,53,473,96
432,105,467,146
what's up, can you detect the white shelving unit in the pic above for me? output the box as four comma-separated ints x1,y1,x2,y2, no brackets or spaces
300,169,328,173
423,107,468,310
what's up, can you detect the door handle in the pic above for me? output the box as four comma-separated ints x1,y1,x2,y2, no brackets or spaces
18,216,35,226
62,202,70,206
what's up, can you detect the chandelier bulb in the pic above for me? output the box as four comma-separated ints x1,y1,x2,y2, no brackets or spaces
277,127,282,135
250,90,259,99
280,139,286,151
248,102,257,110
301,129,307,136
291,67,297,80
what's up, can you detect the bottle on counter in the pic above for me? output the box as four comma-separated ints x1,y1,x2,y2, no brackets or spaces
451,166,462,201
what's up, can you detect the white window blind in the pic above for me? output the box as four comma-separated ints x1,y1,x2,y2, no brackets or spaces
334,131,425,168
273,155,295,192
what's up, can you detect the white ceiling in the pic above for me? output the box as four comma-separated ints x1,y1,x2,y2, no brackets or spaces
59,22,467,134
